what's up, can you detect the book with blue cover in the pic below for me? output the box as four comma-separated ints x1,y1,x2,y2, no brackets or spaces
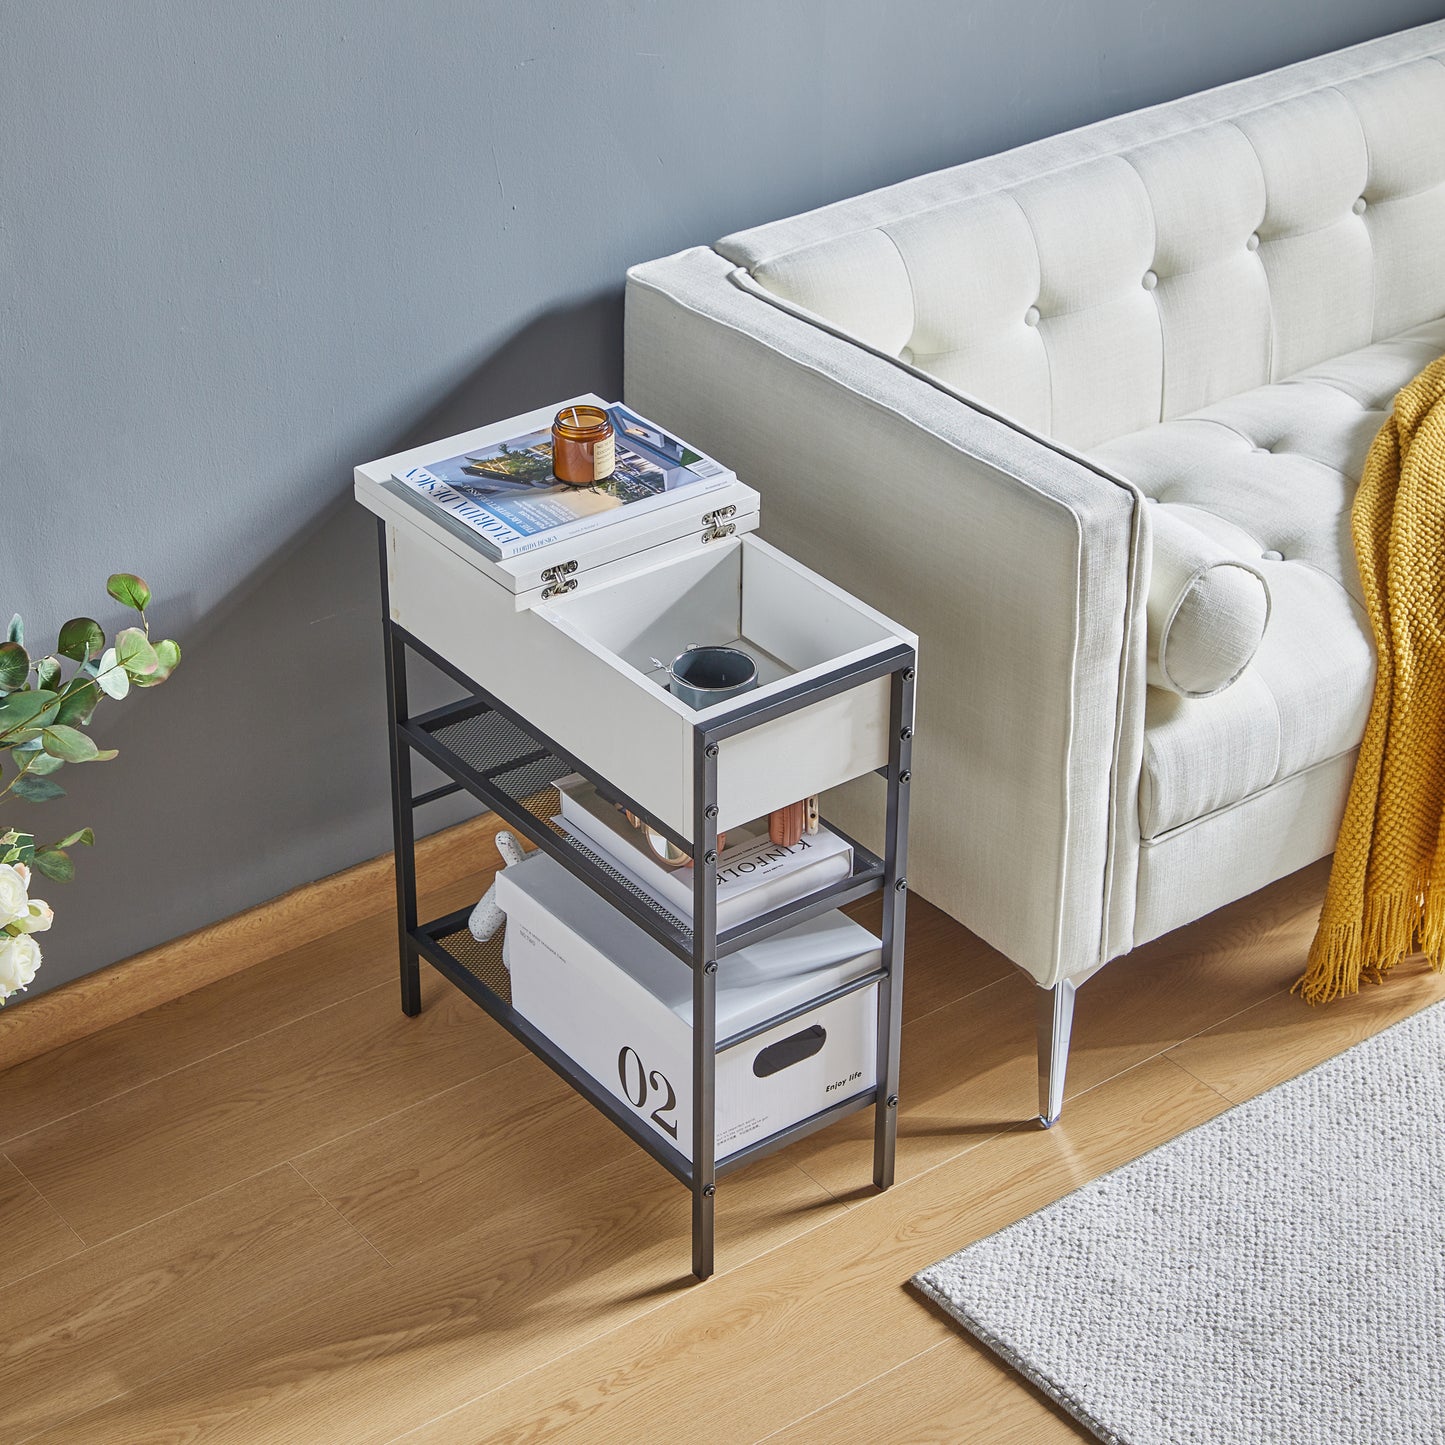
387,404,733,560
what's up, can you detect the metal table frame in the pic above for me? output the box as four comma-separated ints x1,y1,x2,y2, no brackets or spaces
377,517,914,1279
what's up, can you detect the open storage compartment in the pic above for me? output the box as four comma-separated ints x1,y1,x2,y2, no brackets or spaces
386,523,914,837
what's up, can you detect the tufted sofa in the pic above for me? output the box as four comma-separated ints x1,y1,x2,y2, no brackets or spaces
623,23,1445,1124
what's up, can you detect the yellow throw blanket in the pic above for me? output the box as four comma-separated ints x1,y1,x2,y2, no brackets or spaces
1299,356,1445,1004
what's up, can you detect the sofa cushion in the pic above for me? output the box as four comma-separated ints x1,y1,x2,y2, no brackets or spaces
1146,507,1270,697
1093,316,1445,839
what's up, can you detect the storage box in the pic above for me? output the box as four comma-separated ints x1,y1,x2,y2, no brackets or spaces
354,398,918,839
496,851,880,1161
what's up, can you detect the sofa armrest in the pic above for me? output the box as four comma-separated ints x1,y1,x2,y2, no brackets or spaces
624,247,1147,986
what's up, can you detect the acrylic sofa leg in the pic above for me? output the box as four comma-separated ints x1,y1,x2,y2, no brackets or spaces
1036,978,1077,1129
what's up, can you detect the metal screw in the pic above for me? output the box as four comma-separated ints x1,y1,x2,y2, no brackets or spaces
886,1094,900,1109
704,849,718,864
704,804,718,819
900,726,914,740
705,743,719,758
704,960,718,975
898,770,911,784
902,666,916,681
702,1183,716,1197
895,877,908,893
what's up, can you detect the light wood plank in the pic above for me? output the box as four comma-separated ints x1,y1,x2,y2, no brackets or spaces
7,966,525,1243
0,872,489,1148
0,811,508,1074
0,1165,387,1443
1169,952,1445,1102
788,862,1329,1197
30,1151,845,1444
765,1335,1085,1443
0,1154,81,1290
294,1047,624,1264
399,1056,1226,1444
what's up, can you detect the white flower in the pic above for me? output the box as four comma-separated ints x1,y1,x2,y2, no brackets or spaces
0,932,41,1001
15,898,52,934
0,864,30,928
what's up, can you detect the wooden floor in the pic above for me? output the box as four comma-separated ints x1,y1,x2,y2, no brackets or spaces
3,854,1443,1443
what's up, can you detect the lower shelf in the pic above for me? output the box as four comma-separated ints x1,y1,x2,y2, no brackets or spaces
413,910,879,1188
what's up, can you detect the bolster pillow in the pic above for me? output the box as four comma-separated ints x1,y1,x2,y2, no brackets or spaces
1146,506,1271,698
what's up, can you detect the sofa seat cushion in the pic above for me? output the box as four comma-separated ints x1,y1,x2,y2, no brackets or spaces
1092,316,1445,839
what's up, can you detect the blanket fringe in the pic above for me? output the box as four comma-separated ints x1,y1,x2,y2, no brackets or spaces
1295,868,1445,1004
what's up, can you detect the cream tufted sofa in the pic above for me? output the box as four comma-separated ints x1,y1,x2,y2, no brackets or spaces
623,23,1445,1124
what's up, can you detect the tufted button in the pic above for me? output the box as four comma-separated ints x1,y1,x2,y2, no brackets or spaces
1024,305,1040,327
1246,232,1261,252
1261,549,1284,561
1142,270,1158,291
1353,197,1367,215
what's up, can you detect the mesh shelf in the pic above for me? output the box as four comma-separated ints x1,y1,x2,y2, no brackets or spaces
431,709,679,918
411,698,887,963
435,923,511,1004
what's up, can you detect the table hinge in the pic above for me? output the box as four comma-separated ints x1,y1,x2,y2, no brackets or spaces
540,560,579,599
702,505,737,542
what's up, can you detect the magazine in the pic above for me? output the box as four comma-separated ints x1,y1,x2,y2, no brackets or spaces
552,774,853,935
387,403,733,560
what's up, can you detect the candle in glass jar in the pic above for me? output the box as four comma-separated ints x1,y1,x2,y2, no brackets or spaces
551,405,615,485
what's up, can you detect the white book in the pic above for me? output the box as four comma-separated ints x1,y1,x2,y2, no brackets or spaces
552,774,853,933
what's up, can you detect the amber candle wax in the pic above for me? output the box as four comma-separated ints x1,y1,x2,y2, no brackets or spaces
552,405,616,485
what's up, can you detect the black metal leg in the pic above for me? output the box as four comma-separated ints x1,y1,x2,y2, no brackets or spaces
378,519,421,1018
874,656,915,1189
691,729,720,1280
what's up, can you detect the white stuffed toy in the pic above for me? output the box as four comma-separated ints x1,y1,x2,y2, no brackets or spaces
468,830,526,961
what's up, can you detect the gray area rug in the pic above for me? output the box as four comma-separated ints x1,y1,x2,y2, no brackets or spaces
913,1000,1445,1444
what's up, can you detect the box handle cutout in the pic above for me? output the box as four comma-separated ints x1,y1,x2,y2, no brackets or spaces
753,1024,827,1077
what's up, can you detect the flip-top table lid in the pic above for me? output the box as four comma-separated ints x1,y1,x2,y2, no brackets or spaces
355,394,761,606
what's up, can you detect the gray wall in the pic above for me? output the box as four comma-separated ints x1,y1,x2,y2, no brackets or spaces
3,0,1439,999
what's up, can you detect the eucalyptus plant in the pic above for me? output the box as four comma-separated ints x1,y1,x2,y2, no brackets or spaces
0,574,180,1002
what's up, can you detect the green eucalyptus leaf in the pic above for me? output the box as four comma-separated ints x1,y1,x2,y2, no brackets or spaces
0,641,29,692
53,680,99,727
26,752,64,776
96,649,129,700
132,637,180,687
0,689,58,735
7,615,22,646
1,831,35,867
41,725,99,763
32,848,74,882
116,627,158,677
13,774,65,803
54,828,94,849
34,656,61,691
107,573,152,613
56,617,105,663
